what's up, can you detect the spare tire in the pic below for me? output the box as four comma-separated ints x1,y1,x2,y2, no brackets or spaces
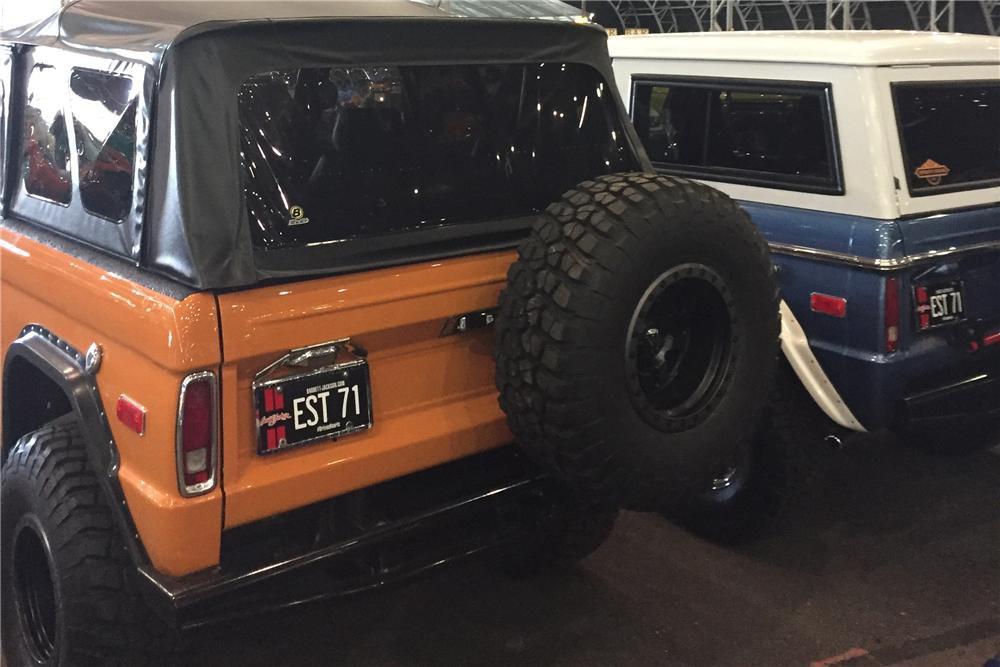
495,173,779,508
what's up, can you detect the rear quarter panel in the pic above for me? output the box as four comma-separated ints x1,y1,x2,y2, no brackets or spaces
1,227,223,576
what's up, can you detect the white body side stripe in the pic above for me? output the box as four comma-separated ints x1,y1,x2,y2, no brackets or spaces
780,301,866,432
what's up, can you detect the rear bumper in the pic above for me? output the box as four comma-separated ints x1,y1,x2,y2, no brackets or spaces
815,322,1000,430
898,350,1000,425
135,448,583,629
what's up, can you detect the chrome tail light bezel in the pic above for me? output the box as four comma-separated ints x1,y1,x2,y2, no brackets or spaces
176,370,219,497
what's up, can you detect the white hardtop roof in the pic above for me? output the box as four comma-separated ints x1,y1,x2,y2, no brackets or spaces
608,30,1000,67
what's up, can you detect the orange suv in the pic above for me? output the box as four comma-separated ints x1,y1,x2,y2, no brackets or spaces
1,3,779,664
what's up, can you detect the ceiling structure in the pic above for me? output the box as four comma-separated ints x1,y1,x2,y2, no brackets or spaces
574,1,1000,35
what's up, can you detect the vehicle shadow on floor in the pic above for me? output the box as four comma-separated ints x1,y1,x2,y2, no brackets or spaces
183,433,1000,667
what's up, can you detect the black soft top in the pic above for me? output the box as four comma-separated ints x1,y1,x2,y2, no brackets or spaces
2,3,646,290
1,0,587,63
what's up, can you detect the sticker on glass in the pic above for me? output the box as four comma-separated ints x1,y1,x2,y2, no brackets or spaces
914,159,950,186
288,205,310,226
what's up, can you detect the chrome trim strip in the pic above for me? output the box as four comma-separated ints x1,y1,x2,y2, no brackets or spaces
768,240,1000,271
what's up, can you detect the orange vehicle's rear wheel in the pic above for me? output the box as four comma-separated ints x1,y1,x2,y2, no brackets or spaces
1,416,173,666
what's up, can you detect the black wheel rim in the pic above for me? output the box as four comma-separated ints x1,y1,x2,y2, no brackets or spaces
12,521,58,663
625,263,734,432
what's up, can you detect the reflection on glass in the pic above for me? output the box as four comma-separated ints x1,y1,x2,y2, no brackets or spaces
23,63,71,204
71,69,137,221
633,83,834,185
238,63,637,249
894,82,1000,194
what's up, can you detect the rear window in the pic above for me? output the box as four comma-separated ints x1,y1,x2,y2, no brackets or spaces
239,63,637,250
893,81,1000,196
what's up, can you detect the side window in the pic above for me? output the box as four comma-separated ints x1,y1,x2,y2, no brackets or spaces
22,63,71,204
632,79,841,193
1,50,9,199
632,84,710,166
70,69,137,221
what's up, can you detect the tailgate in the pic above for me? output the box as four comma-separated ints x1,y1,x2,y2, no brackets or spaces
898,205,1000,328
879,66,1000,334
216,252,514,528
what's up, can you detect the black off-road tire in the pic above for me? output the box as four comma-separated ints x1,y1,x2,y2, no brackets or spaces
495,173,780,508
501,510,618,576
667,361,835,543
1,416,174,666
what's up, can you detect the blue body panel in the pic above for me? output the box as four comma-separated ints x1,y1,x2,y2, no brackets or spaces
741,201,1000,430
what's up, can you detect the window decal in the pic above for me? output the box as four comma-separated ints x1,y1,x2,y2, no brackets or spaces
913,159,950,186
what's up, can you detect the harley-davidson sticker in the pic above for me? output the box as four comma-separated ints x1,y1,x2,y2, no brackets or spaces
914,159,950,186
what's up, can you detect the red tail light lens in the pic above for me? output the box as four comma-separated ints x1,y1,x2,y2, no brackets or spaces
177,372,217,497
885,276,900,354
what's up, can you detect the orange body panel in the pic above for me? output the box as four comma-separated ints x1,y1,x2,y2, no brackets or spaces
0,229,223,577
2,225,518,572
217,250,517,528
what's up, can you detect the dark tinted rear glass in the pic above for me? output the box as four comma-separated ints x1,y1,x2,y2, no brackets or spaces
239,63,636,249
893,81,1000,195
631,80,839,193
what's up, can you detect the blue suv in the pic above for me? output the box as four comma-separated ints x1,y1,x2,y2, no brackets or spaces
612,30,1000,538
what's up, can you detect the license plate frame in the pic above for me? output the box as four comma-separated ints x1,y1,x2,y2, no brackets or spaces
914,280,966,331
254,359,373,455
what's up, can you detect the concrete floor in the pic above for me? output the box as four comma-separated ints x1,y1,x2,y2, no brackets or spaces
185,433,999,667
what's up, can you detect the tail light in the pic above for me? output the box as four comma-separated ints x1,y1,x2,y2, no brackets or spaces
884,276,900,354
176,371,218,497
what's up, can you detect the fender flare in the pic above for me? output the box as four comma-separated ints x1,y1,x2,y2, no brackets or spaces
2,325,149,565
779,301,866,432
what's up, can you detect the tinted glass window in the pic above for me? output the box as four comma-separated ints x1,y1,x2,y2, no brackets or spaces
893,81,1000,195
22,63,71,204
1,53,8,195
239,63,637,249
70,69,138,221
632,81,838,192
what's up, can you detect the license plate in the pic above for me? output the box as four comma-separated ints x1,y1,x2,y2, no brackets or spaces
914,281,965,330
254,360,372,454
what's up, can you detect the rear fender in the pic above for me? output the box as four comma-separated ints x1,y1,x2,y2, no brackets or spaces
2,325,148,565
